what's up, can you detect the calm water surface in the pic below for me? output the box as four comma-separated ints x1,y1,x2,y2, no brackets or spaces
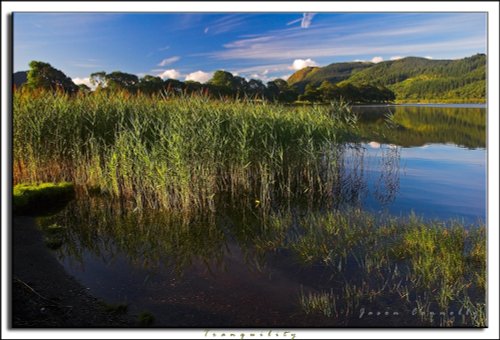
39,105,486,327
351,104,485,223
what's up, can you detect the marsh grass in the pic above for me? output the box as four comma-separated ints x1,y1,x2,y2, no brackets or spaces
299,287,338,318
14,89,357,213
291,211,486,326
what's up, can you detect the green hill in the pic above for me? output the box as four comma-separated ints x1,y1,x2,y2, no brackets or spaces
288,62,372,92
288,54,486,103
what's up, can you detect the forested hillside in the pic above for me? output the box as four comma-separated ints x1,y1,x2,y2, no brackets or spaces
288,54,486,103
288,62,372,92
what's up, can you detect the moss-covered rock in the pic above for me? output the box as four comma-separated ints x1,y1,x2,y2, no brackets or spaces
13,182,74,215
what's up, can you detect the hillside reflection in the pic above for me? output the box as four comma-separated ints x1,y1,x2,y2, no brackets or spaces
354,105,486,149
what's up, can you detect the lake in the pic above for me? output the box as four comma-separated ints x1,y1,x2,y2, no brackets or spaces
351,104,486,223
37,104,486,327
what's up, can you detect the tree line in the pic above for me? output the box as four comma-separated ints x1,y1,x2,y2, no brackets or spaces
19,61,395,104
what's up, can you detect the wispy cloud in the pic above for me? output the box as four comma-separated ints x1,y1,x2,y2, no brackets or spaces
286,18,302,26
287,13,316,29
278,73,292,81
204,14,248,35
16,13,121,39
231,63,292,81
185,70,212,83
301,13,316,28
224,36,273,48
205,13,486,63
158,56,180,67
158,45,170,51
390,56,404,61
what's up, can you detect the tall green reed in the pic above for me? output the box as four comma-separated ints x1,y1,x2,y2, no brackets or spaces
14,89,357,213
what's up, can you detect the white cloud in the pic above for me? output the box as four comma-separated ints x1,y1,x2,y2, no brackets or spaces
158,56,180,66
371,56,384,63
158,45,170,51
301,13,316,28
390,56,404,60
158,69,181,80
185,70,212,83
425,56,433,59
72,77,95,90
290,58,318,71
204,27,209,34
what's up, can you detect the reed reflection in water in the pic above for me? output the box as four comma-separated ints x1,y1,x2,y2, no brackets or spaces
33,145,489,327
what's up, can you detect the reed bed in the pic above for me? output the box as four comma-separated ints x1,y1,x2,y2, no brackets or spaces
14,89,357,212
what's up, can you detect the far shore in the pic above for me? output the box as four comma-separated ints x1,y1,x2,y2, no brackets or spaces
352,102,486,108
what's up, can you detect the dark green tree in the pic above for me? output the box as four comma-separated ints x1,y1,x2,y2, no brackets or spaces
232,76,249,97
137,75,164,94
164,79,184,94
105,71,139,92
26,61,78,93
299,83,322,102
208,70,235,96
247,79,266,98
184,80,203,94
318,81,341,102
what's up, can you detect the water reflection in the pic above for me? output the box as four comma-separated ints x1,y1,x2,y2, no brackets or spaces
33,105,486,327
353,105,486,149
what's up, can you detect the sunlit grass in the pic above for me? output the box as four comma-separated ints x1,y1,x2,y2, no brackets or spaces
14,89,357,213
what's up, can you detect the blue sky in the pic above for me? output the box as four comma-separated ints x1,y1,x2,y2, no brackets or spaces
13,12,487,86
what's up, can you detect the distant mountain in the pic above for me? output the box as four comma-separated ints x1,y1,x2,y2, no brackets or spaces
287,54,486,103
288,62,372,92
13,71,28,88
